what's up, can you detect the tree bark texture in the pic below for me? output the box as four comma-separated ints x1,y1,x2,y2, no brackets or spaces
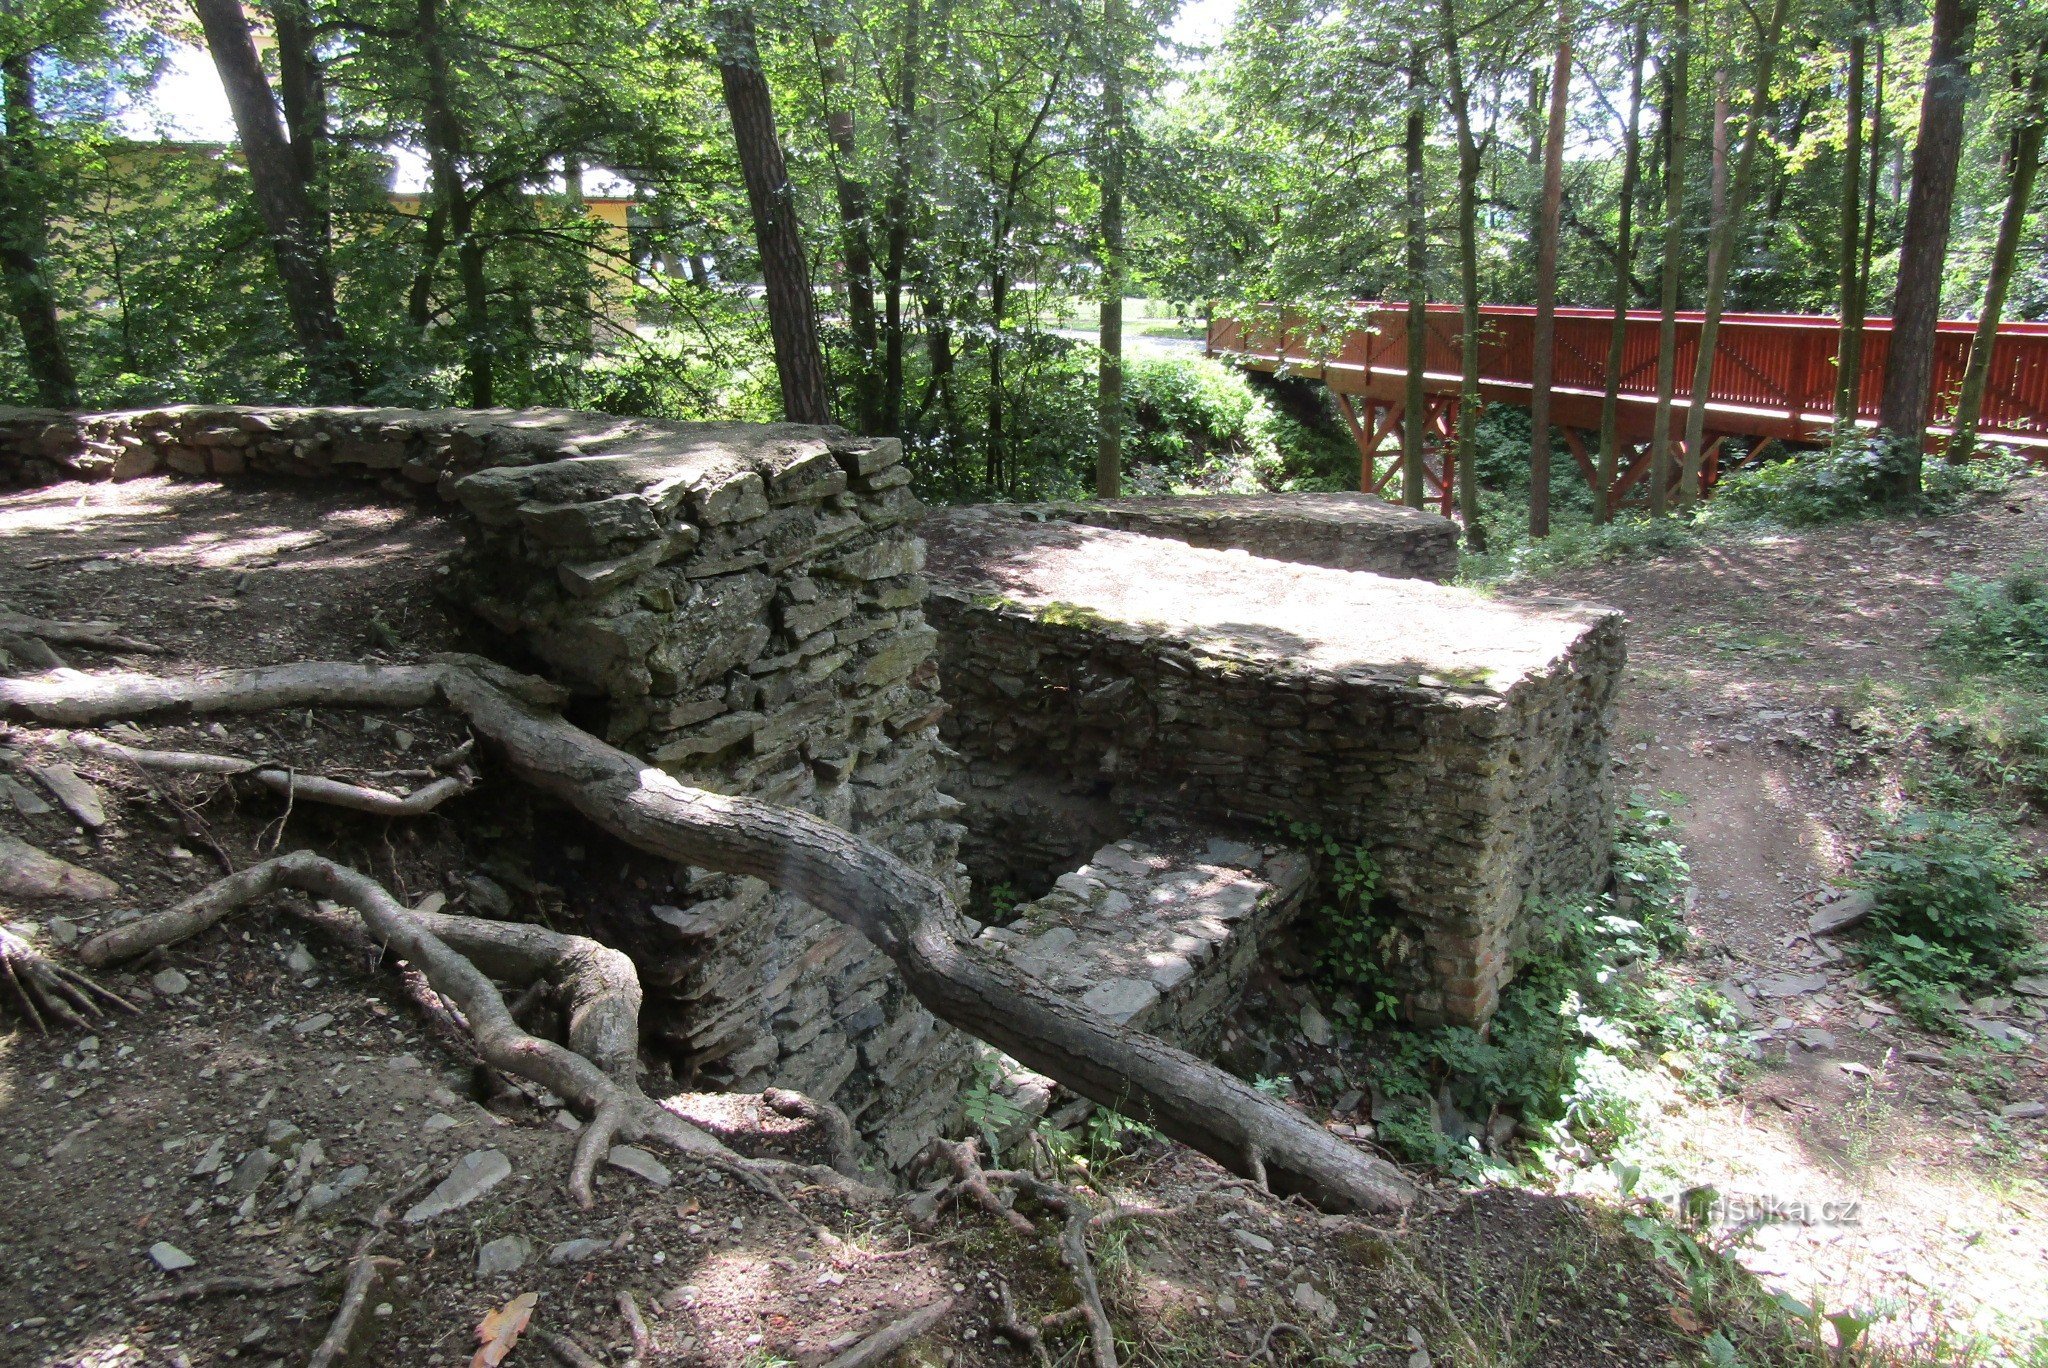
1877,0,1979,491
715,3,833,426
1526,6,1571,538
192,0,358,400
0,50,77,407
1437,0,1486,549
1597,16,1649,522
1649,0,1691,517
816,26,882,434
1401,51,1428,511
1833,8,1868,424
1947,39,2046,464
1096,0,1127,500
1680,0,1790,504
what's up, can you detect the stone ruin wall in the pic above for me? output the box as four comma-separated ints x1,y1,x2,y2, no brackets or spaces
0,404,974,1165
924,509,1626,1027
1018,491,1460,581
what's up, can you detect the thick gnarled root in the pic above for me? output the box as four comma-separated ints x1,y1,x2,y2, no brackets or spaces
76,851,878,1208
2,658,1417,1214
0,926,137,1034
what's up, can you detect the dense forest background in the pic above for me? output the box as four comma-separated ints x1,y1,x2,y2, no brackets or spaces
1,0,2043,505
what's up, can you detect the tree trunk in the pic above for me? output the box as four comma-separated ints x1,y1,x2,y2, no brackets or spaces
1096,0,1127,499
1527,5,1571,538
816,26,882,434
270,0,329,256
416,0,490,407
0,50,77,407
987,267,1009,493
1833,8,1867,425
1437,0,1487,550
1680,0,1789,505
1401,50,1428,511
714,2,832,426
1877,0,1979,494
1842,23,1885,428
881,0,931,437
1706,67,1729,293
1597,16,1649,523
192,0,358,400
1949,39,2047,464
1648,0,1691,517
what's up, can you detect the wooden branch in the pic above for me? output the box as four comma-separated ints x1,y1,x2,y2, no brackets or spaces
1,660,1418,1213
135,1271,307,1303
69,733,471,817
306,1254,399,1368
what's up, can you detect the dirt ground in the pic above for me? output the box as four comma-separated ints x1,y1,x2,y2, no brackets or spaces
1,471,2043,1366
1510,479,2048,1357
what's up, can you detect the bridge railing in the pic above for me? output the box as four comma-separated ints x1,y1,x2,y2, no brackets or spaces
1209,303,2048,447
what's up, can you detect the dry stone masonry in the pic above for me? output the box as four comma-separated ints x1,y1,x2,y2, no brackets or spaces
925,507,1625,1026
0,403,1625,1153
0,404,971,1164
1015,491,1459,581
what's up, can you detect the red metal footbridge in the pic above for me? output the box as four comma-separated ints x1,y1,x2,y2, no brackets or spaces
1207,303,2048,512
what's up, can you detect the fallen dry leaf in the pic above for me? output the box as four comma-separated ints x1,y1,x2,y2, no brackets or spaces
1666,1304,1704,1334
472,1290,539,1368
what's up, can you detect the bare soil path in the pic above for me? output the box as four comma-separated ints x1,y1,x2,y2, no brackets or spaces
1513,481,2048,1357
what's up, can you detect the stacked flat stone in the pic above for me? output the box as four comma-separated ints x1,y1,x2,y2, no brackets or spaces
976,828,1310,1056
1018,491,1458,581
0,404,975,1164
926,506,1625,1027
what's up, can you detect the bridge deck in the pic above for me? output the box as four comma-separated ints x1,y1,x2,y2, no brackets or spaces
1209,303,2048,508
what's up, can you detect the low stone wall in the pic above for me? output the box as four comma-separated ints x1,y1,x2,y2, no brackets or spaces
0,404,974,1164
926,507,1625,1026
1020,491,1458,581
975,827,1310,1057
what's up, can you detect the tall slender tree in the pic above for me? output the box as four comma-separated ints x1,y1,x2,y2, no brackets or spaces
0,36,76,406
1596,16,1649,523
1437,0,1489,548
1526,1,1571,537
713,1,831,426
1096,0,1128,498
1949,35,2047,464
1876,0,1979,493
1401,45,1428,510
1832,0,1868,424
1680,0,1790,504
1648,0,1692,517
192,0,358,399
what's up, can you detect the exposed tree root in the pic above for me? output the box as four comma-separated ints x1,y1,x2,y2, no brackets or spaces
68,732,473,816
73,851,873,1208
540,1329,607,1368
0,926,136,1034
616,1288,653,1360
994,1279,1053,1366
0,658,1418,1214
134,1272,308,1304
0,611,165,654
306,1253,400,1368
822,1296,955,1368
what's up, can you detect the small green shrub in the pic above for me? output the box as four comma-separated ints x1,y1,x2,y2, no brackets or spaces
1703,431,2028,528
1458,509,1700,587
1853,806,2040,1016
1938,568,2048,675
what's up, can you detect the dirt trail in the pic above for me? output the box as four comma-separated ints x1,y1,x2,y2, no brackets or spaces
1518,482,2048,1355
